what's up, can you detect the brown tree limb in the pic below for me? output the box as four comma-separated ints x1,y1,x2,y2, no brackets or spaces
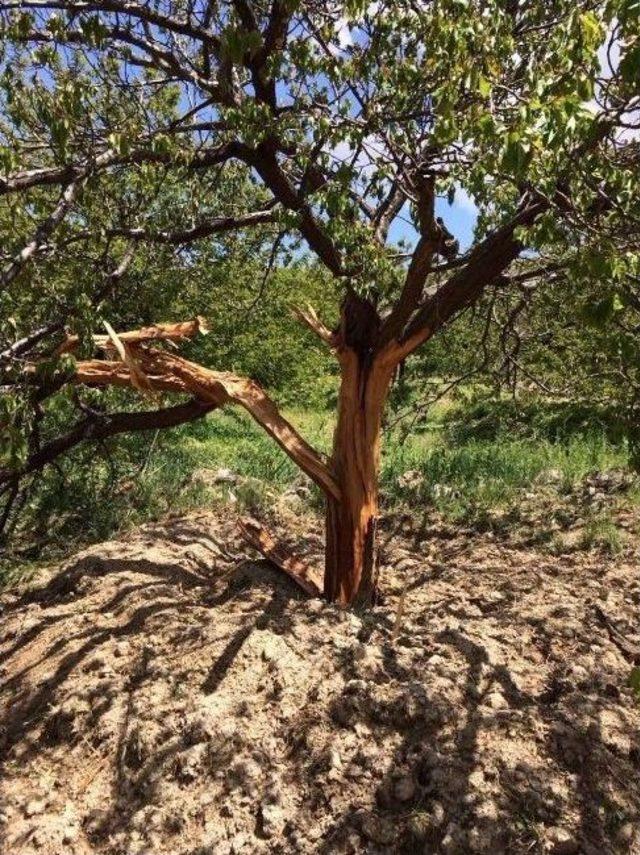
98,209,278,244
0,177,85,288
391,195,548,362
67,327,341,501
237,517,322,597
594,605,640,664
0,399,216,486
0,142,246,197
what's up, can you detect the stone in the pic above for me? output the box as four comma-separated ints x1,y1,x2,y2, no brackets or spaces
429,802,446,826
62,825,79,844
547,826,579,854
191,467,239,488
260,802,284,837
485,690,508,710
536,468,563,485
393,775,416,802
328,747,342,769
397,469,424,492
24,800,46,817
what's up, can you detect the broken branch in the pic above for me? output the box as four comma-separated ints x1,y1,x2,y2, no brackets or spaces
237,517,322,597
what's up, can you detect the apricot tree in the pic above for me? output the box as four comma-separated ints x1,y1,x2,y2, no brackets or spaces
1,1,638,603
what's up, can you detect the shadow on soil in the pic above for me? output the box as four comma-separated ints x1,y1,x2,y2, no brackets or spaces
0,515,638,854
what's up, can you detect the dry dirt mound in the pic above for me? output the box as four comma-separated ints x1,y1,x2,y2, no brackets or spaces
1,511,639,854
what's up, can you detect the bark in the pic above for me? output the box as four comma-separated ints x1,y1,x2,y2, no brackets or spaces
0,399,215,487
323,295,397,606
237,517,322,597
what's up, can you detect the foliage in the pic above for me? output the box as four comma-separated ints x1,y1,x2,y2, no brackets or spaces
0,1,638,582
2,393,632,580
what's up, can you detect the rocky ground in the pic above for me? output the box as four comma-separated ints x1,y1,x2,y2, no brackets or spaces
1,508,639,854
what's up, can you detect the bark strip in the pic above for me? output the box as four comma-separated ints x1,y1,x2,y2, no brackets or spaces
237,517,322,597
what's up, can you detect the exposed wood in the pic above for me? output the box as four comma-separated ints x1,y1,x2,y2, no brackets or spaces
291,304,336,347
237,517,322,597
323,293,396,605
57,318,208,356
66,324,341,501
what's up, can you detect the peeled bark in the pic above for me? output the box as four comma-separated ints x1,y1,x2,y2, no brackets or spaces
323,302,397,606
41,316,402,607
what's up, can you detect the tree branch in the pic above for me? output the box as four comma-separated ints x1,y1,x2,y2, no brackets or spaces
58,321,341,500
99,209,278,244
291,304,336,348
391,195,548,361
0,399,216,485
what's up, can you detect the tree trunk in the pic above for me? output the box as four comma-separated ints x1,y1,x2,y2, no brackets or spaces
324,346,394,606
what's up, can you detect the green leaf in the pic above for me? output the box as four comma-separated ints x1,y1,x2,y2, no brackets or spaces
478,76,491,98
629,667,640,699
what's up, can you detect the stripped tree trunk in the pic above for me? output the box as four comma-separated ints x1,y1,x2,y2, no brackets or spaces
324,353,394,605
323,294,396,606
47,308,403,606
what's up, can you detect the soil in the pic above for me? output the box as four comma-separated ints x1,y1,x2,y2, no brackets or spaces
1,508,639,854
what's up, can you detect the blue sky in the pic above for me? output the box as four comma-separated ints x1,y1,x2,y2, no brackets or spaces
387,190,479,252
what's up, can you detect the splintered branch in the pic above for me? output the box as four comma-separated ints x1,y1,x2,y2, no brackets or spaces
57,318,209,355
291,304,336,348
238,517,322,597
67,321,340,501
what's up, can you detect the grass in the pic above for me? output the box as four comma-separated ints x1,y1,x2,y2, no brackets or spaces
1,394,634,581
383,433,627,515
579,512,625,555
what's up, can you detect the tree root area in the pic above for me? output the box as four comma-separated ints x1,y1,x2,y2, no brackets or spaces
1,510,639,854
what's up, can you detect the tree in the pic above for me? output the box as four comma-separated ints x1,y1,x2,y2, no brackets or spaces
0,0,638,605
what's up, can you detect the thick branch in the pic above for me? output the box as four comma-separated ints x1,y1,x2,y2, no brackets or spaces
66,328,341,500
0,399,215,485
0,142,245,197
2,0,222,49
57,318,209,356
392,195,548,361
238,517,322,597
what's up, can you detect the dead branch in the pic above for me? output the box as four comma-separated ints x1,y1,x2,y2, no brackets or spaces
57,318,209,356
237,517,322,597
64,321,340,501
291,304,336,348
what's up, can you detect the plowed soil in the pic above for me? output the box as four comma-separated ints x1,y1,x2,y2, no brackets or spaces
1,510,639,854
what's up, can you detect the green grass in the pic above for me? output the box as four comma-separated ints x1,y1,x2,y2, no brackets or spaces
180,407,334,487
579,512,625,555
382,433,627,511
1,395,634,582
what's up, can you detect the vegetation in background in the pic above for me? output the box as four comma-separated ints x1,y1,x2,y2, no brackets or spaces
2,387,633,587
0,2,638,601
